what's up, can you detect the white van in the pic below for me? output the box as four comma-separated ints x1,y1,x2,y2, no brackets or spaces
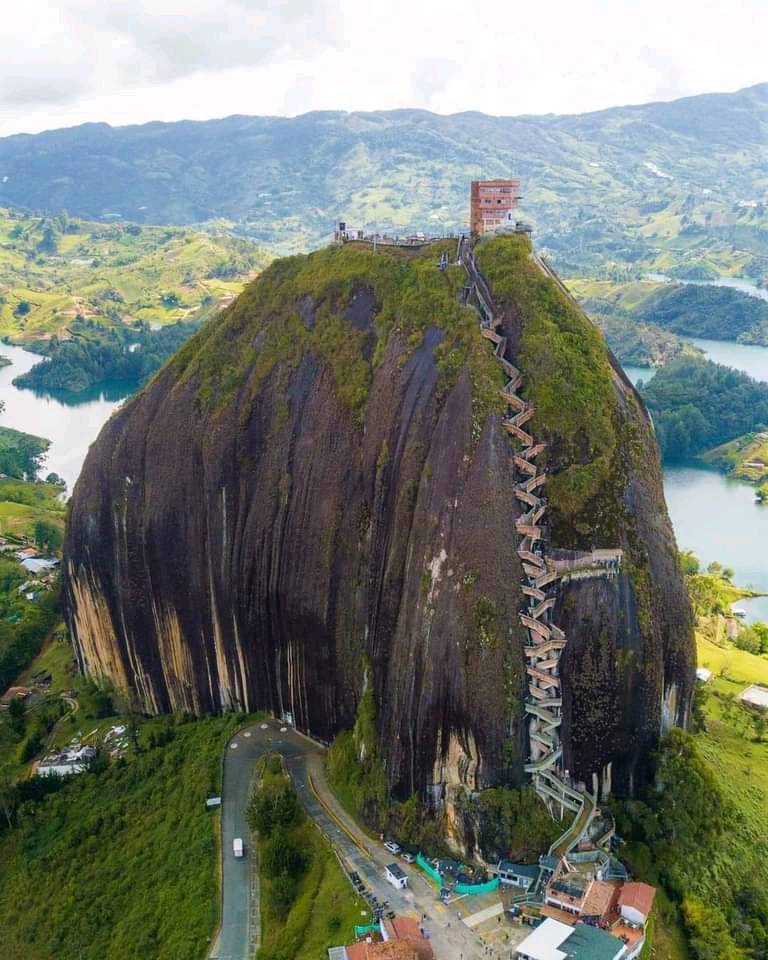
233,837,244,858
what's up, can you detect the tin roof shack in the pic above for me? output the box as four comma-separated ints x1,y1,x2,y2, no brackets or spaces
330,916,433,960
385,862,408,890
0,685,34,707
381,917,433,960
38,743,98,777
498,861,540,890
14,547,39,561
21,557,60,575
740,685,768,712
345,943,417,960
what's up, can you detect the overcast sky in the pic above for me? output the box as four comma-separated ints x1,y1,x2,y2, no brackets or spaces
1,0,765,137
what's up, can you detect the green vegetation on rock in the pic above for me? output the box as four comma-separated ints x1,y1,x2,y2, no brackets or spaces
174,240,504,423
476,234,618,521
458,786,562,863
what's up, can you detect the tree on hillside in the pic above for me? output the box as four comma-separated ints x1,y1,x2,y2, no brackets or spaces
37,224,58,255
679,550,700,576
8,696,26,736
33,520,63,554
682,897,745,960
0,777,17,829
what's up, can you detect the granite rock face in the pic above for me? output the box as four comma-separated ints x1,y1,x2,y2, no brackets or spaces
64,238,695,799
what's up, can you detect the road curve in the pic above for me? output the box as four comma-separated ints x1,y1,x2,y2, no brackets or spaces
212,719,323,960
211,719,487,960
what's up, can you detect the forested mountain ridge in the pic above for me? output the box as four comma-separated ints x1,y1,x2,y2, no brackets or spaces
1,83,766,282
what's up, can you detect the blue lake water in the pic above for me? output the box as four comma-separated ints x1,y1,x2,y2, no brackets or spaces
625,335,768,622
0,342,134,493
623,336,768,388
663,464,768,623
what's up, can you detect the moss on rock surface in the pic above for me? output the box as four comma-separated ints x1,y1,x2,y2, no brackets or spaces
64,236,694,799
477,234,695,788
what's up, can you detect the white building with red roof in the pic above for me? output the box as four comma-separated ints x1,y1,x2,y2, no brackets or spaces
618,882,657,927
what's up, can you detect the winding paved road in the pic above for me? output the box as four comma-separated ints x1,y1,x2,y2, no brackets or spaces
211,719,488,960
212,720,316,960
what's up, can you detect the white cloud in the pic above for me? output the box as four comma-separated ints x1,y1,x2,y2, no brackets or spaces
0,0,765,135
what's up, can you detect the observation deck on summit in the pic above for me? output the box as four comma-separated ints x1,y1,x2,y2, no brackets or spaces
470,178,522,235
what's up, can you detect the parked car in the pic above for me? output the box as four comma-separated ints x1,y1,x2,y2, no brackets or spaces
401,851,415,863
384,840,401,855
233,837,244,858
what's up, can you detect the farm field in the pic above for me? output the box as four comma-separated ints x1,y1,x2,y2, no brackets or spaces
0,208,269,342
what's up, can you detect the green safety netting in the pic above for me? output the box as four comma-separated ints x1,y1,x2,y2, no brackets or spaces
415,854,442,886
455,877,500,895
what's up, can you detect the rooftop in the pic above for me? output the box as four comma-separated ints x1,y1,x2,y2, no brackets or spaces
499,861,541,880
382,916,433,960
580,880,619,919
740,685,768,711
618,881,656,917
385,862,407,880
515,918,625,960
515,917,572,960
1,685,33,702
563,923,624,960
346,941,418,960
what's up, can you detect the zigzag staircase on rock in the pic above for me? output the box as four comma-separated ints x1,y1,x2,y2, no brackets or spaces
458,237,596,853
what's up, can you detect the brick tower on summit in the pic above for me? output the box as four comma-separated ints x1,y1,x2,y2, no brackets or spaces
470,179,521,235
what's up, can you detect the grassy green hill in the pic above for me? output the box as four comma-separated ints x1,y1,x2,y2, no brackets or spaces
0,84,765,283
569,277,768,345
590,312,702,367
615,630,768,960
702,432,768,483
0,209,270,342
0,713,241,960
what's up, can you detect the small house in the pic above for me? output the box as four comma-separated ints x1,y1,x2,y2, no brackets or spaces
21,557,60,574
497,860,540,889
384,862,408,890
740,685,768,712
695,667,712,683
0,685,33,705
618,881,656,927
15,547,39,561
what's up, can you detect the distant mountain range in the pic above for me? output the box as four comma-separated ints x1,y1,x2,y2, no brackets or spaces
1,83,766,282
